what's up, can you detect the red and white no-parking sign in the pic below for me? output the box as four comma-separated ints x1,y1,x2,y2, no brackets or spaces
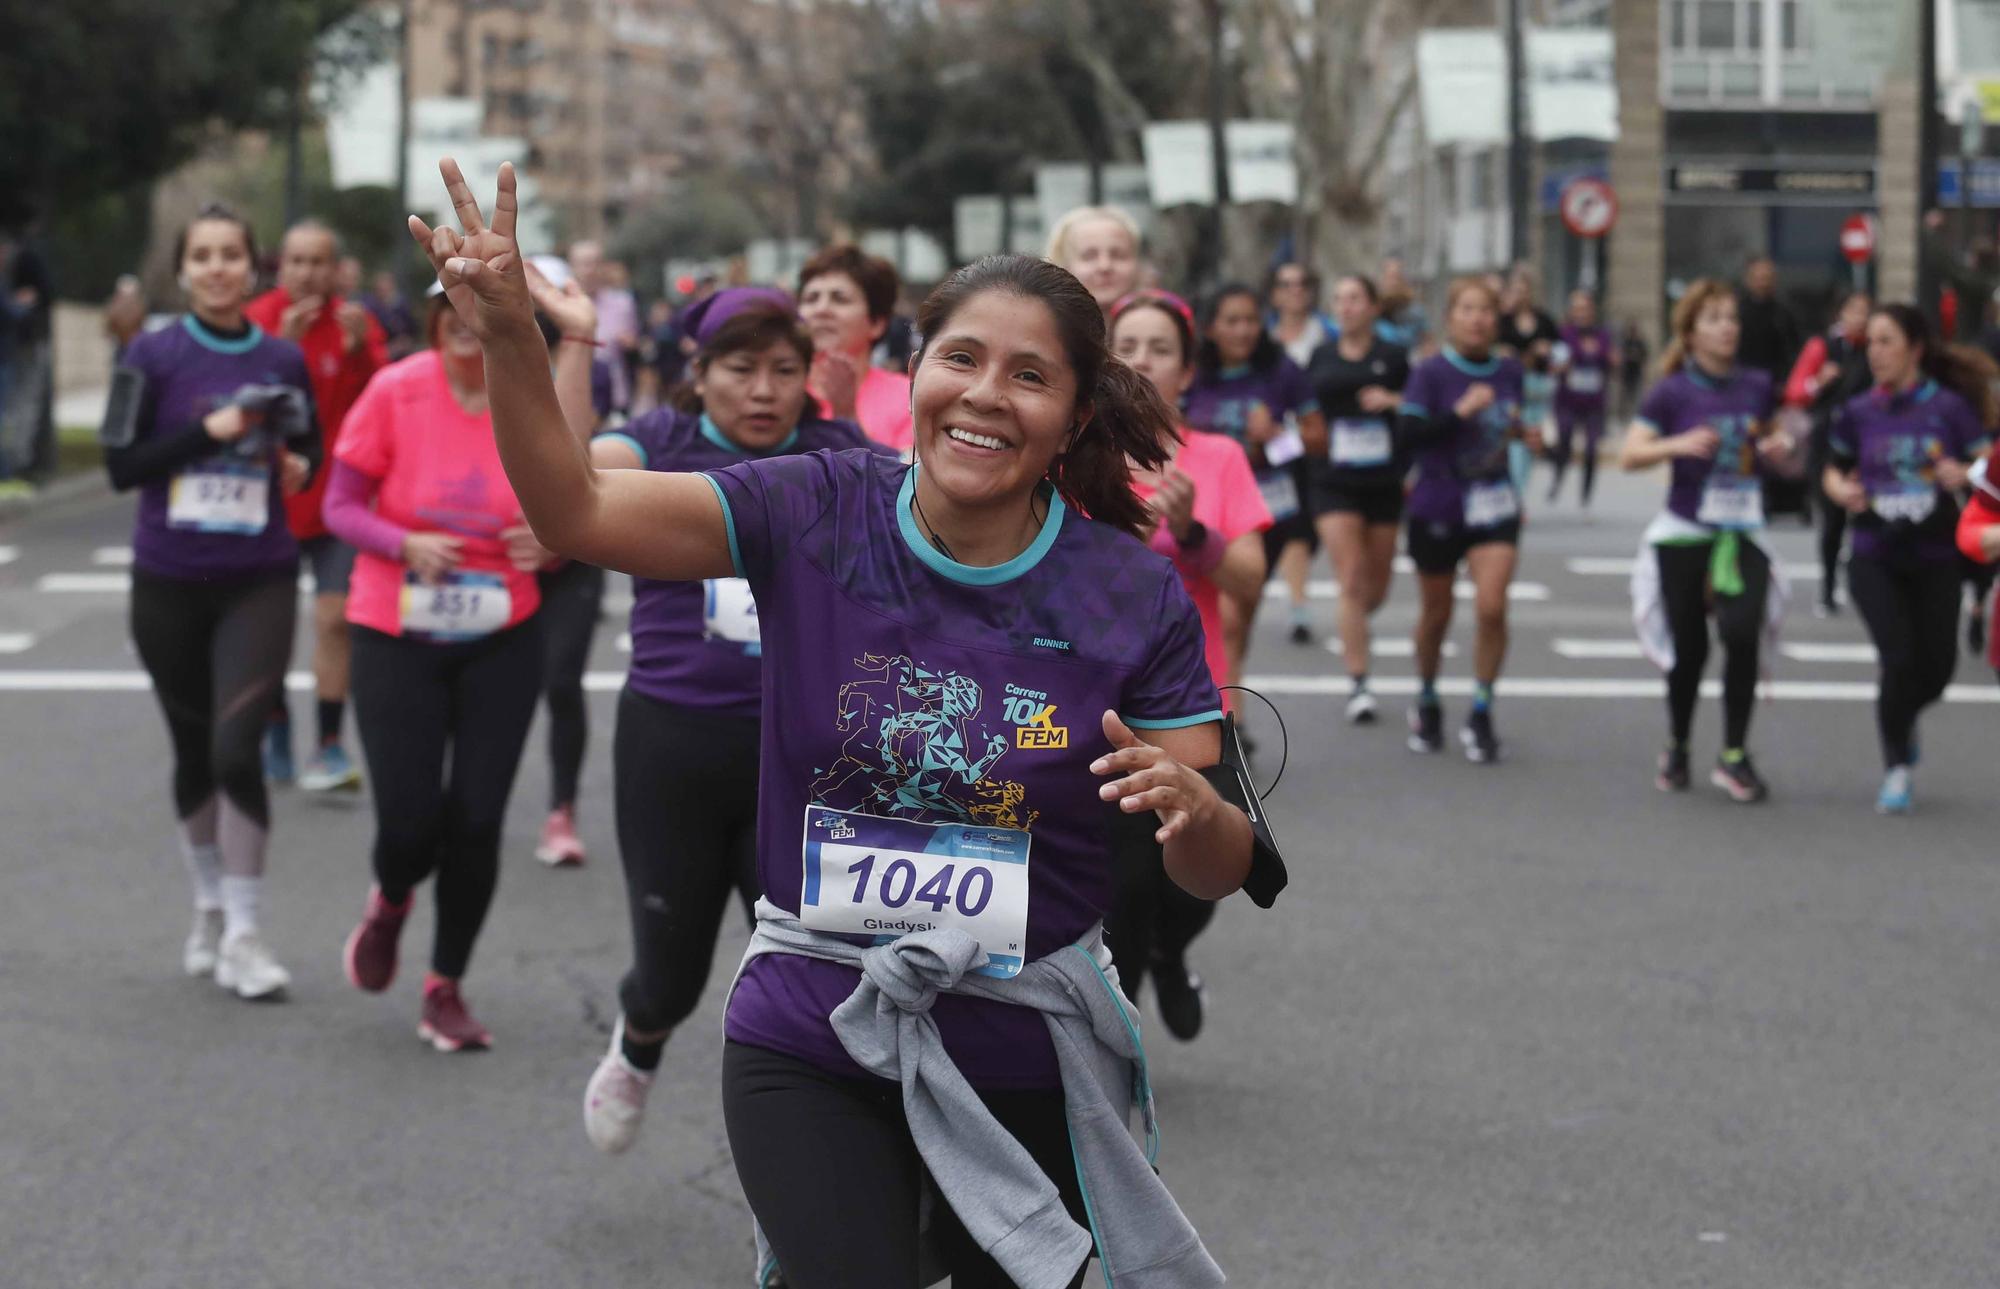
1559,178,1618,240
1839,213,1878,264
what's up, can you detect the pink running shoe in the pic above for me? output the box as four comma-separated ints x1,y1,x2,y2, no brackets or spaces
343,885,411,994
536,805,586,868
418,977,492,1052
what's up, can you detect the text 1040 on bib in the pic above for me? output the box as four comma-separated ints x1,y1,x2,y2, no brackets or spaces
798,806,1031,979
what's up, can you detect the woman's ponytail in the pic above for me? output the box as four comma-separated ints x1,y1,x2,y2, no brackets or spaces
1048,357,1178,537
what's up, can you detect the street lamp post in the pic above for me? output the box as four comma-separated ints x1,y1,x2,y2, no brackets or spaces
1205,0,1232,288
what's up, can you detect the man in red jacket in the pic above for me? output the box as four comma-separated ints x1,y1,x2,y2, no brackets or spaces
245,220,387,791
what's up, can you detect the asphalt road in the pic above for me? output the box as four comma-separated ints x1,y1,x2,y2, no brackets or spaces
3,467,1997,1288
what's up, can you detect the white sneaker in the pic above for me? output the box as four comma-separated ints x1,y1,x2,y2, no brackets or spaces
184,908,225,977
214,930,292,1000
1344,690,1379,725
583,1018,654,1154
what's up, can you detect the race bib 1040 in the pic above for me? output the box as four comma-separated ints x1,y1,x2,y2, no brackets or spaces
400,569,511,642
168,460,269,535
798,806,1031,979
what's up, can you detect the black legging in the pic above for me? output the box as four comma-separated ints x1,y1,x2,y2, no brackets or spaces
1655,540,1771,750
613,687,761,1034
1105,809,1215,1001
130,567,296,827
1847,557,1960,769
537,560,605,810
1549,403,1605,504
349,618,543,979
723,1040,1089,1289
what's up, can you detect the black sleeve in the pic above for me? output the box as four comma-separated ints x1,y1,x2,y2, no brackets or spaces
105,422,221,492
1398,405,1460,450
1386,346,1411,391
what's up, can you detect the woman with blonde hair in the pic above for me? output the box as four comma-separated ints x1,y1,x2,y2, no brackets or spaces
1045,205,1143,317
1620,279,1796,803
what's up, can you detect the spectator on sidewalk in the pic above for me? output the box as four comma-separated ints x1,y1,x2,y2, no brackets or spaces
1,223,56,491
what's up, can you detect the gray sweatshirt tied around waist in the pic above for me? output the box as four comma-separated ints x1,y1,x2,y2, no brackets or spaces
731,898,1225,1289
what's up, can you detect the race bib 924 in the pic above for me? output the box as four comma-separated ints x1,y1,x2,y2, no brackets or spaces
168,460,269,535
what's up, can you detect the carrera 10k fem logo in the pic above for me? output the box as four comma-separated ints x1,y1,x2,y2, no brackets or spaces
1002,684,1068,750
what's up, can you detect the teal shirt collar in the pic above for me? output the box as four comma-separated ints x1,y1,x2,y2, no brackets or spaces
896,464,1065,586
701,412,799,457
182,313,264,355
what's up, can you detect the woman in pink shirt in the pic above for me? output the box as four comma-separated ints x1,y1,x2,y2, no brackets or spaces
322,289,554,1052
797,244,914,454
1105,287,1272,1043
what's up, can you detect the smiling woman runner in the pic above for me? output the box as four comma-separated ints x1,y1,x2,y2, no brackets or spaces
412,161,1266,1289
104,202,319,1000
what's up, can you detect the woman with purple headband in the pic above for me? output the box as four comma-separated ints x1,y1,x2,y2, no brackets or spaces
553,281,887,1155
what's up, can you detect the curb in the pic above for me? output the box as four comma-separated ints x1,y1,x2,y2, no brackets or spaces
0,469,111,524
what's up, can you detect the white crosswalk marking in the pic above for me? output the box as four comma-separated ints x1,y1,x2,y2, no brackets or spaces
616,632,632,653
1325,638,1455,658
1782,642,1878,663
1551,638,1646,660
37,573,130,593
92,546,133,566
0,546,18,566
1264,579,1550,602
0,633,33,653
1567,555,1821,580
3,670,1991,704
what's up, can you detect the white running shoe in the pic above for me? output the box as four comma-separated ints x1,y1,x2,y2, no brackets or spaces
214,930,292,1000
184,908,225,978
1344,690,1379,725
583,1018,654,1154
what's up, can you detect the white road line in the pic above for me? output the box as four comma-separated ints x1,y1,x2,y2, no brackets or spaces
37,572,129,593
5,670,1994,704
0,546,18,566
1239,675,2000,702
1567,556,1821,579
92,546,134,566
616,632,632,653
0,633,32,653
1325,638,1455,658
36,570,316,594
1781,642,1877,663
1264,580,1550,602
1551,638,1646,660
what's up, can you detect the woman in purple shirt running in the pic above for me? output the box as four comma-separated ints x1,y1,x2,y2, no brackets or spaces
1823,304,1994,814
413,162,1256,1287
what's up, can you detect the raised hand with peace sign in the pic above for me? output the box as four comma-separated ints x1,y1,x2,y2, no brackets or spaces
406,159,534,344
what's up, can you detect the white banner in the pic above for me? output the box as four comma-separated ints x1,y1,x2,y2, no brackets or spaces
954,196,1005,258
1034,162,1153,234
1416,29,1616,146
1141,121,1298,207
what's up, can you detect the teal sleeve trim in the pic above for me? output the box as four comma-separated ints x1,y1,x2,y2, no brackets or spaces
1125,710,1224,730
593,432,647,468
700,473,745,578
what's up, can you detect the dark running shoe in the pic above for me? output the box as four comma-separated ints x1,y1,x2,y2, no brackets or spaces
1152,955,1206,1042
1656,745,1691,792
343,885,411,994
1710,755,1769,804
1407,702,1444,755
1460,709,1500,764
